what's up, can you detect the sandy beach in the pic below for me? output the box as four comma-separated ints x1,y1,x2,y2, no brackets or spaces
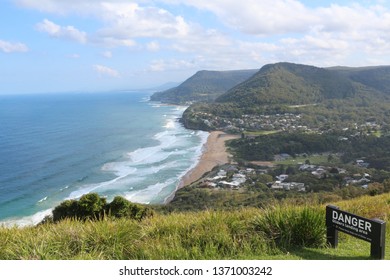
177,131,240,189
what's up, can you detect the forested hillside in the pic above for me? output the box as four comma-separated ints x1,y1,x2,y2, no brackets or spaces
150,69,257,104
330,65,390,93
217,62,357,106
181,62,390,131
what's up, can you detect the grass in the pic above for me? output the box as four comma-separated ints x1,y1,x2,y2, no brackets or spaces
1,193,390,260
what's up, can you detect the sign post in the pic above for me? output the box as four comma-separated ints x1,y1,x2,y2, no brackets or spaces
326,205,386,260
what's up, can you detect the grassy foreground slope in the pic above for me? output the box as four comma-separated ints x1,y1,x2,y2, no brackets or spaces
0,193,389,260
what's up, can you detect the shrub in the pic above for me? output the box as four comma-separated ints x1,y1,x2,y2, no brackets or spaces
77,193,106,220
52,199,79,222
368,182,385,196
108,196,130,218
253,206,326,249
107,196,154,221
52,194,153,222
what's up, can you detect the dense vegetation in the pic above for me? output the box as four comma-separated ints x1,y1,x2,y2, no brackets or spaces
51,193,153,222
331,65,390,93
227,131,390,171
230,131,341,161
181,63,390,131
1,193,389,259
150,69,257,104
217,62,357,106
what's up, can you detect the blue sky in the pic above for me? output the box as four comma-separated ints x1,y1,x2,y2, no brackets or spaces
2,0,390,94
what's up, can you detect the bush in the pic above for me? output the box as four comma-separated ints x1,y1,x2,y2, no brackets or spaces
52,193,153,222
52,199,79,222
253,206,326,249
368,182,385,196
108,196,154,221
77,193,106,220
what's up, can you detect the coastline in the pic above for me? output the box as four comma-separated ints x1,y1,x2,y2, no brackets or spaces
165,131,240,203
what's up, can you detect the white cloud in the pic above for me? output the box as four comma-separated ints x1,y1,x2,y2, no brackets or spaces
15,0,390,69
20,1,192,40
36,19,87,43
94,37,136,49
102,51,113,58
163,0,390,35
149,59,195,72
96,3,191,40
0,40,29,53
146,41,160,52
93,64,120,77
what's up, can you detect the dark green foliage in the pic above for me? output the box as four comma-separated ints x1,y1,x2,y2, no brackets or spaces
53,193,106,222
229,131,342,161
253,206,326,248
228,130,390,172
150,69,257,104
107,196,154,221
77,193,106,220
341,135,390,171
217,62,356,106
52,193,153,222
332,65,390,93
52,199,79,221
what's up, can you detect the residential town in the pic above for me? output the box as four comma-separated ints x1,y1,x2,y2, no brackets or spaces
192,158,372,193
190,111,382,136
198,112,307,133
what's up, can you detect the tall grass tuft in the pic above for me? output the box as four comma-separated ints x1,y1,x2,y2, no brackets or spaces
253,205,326,249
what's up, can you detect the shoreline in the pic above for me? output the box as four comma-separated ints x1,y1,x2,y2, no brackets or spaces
165,131,240,203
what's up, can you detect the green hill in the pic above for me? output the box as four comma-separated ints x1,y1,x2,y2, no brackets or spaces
216,62,357,106
329,65,390,93
150,69,257,104
181,62,390,131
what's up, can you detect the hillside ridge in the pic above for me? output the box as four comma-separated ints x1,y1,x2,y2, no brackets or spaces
150,69,257,104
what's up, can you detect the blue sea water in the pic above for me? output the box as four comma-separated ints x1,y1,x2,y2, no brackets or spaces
0,92,208,226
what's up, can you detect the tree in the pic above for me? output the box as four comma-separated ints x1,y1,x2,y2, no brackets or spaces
52,199,79,222
77,193,106,220
367,182,385,196
107,196,154,220
52,193,153,222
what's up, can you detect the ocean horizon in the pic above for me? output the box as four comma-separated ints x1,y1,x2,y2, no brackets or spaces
0,91,208,227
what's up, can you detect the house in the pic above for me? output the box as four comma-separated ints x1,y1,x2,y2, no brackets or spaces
218,173,247,189
356,159,370,168
299,164,317,171
311,167,327,178
276,174,289,182
345,173,371,186
271,181,284,190
271,181,305,191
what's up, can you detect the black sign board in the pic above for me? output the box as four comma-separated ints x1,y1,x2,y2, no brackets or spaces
326,205,386,259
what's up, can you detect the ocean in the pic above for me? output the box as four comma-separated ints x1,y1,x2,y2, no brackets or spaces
0,91,208,226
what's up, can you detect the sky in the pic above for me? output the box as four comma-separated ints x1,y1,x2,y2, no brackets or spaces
2,0,390,94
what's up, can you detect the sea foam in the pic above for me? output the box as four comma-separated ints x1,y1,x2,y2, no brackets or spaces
0,93,207,226
0,208,53,228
